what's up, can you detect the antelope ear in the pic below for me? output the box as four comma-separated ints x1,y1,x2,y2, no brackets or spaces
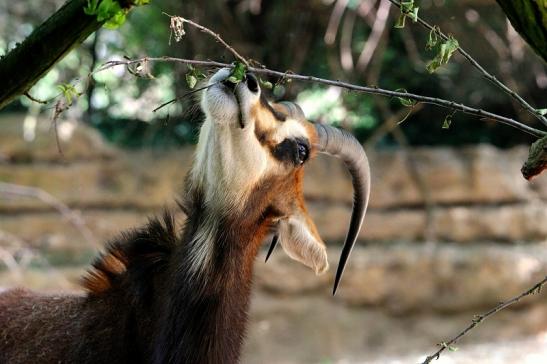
278,211,329,275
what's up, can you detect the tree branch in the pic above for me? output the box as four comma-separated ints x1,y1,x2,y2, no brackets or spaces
0,0,144,110
162,13,249,67
387,0,547,127
421,275,547,363
97,57,546,137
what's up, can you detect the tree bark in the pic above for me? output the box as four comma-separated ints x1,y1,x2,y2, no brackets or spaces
496,0,547,63
0,0,136,110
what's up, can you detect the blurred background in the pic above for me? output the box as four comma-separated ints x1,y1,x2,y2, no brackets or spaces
1,0,546,363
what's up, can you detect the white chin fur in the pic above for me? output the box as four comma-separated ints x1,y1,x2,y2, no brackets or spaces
202,84,239,124
202,68,260,126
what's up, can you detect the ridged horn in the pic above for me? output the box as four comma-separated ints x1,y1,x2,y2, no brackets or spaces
314,123,371,295
278,101,306,120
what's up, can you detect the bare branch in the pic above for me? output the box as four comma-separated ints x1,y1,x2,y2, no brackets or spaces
152,82,218,112
387,0,547,127
421,275,547,363
162,13,249,67
23,92,49,105
0,182,98,249
94,56,546,138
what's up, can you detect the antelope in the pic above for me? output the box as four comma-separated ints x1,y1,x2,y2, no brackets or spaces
0,69,370,364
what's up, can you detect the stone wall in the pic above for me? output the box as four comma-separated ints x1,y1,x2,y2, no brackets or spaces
1,114,546,363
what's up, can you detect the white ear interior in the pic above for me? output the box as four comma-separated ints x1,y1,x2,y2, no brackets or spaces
278,216,329,275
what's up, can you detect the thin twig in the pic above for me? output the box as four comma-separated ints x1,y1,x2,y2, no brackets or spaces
0,182,98,248
94,57,546,137
162,12,249,67
23,92,49,105
387,0,547,127
153,82,218,112
421,275,547,363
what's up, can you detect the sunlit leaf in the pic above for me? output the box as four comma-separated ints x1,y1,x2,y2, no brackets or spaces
394,14,406,28
426,35,459,73
395,88,416,107
395,0,418,28
228,62,247,84
96,0,121,22
537,108,547,116
84,0,100,15
186,74,197,89
259,78,273,89
104,10,126,29
56,83,78,106
426,26,440,50
442,111,456,129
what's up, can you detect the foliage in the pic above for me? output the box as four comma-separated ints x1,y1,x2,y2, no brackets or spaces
84,0,150,29
394,0,419,29
1,0,545,148
495,0,547,63
426,35,459,73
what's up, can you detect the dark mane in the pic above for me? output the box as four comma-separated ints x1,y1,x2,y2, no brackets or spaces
82,210,178,301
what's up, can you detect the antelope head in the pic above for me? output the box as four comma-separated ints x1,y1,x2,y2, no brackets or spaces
189,68,370,293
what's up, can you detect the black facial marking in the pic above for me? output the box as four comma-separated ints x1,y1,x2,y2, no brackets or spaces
260,94,286,122
246,73,259,93
272,137,310,166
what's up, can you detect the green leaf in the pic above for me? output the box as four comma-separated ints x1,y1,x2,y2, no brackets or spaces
426,26,440,50
442,111,456,129
104,10,126,29
409,6,419,22
186,74,197,89
56,83,78,105
394,14,406,28
228,62,247,84
96,0,122,22
395,0,418,28
395,88,416,107
259,78,273,90
400,0,415,13
439,342,458,352
134,0,150,5
84,0,100,15
426,35,459,73
537,108,547,116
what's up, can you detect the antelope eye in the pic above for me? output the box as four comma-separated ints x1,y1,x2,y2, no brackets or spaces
297,141,309,164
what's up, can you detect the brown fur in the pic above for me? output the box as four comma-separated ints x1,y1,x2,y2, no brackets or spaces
0,168,308,364
0,88,322,364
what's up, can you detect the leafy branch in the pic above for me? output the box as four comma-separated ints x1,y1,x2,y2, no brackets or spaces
387,0,547,127
421,275,547,364
96,56,546,138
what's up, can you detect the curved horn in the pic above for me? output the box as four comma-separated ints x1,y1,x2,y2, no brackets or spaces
314,123,371,295
278,101,306,120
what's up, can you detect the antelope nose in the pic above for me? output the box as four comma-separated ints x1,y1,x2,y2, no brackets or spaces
245,73,259,93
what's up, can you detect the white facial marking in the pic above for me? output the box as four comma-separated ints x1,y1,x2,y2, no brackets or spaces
271,118,309,144
279,216,329,275
193,68,267,210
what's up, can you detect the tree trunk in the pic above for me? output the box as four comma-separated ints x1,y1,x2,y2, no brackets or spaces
496,0,547,63
0,0,137,110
